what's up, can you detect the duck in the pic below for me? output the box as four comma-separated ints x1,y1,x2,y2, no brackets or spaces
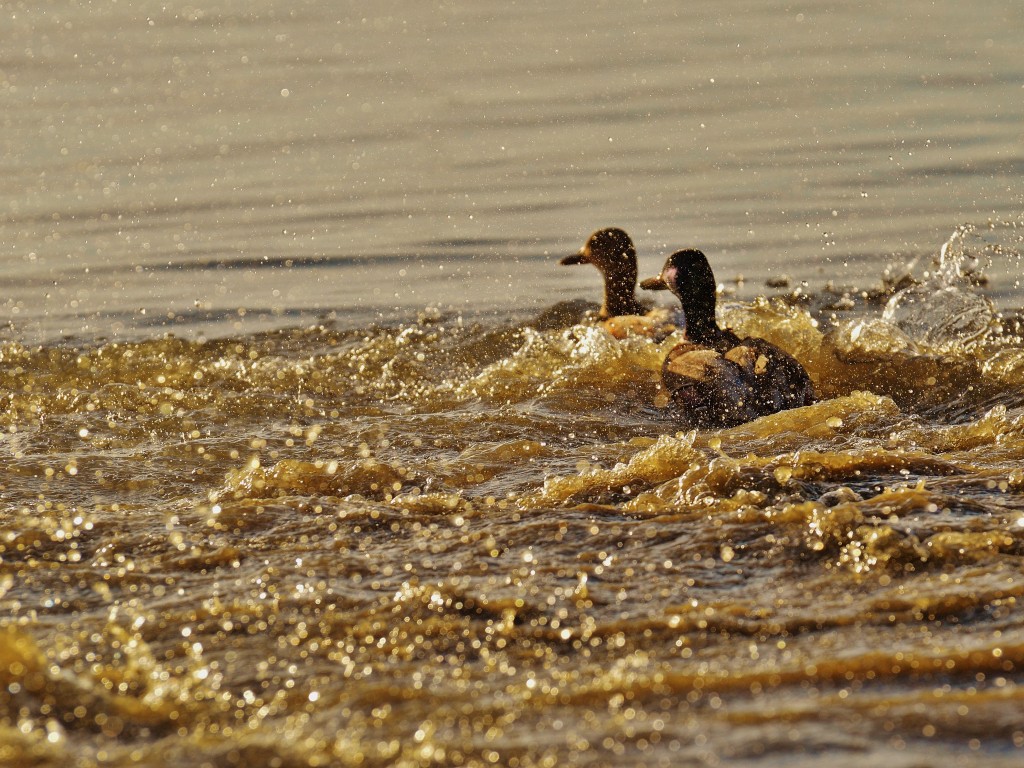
640,248,816,427
561,227,679,340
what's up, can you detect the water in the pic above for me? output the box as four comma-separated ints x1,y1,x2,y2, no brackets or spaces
4,0,1024,342
3,1,1024,766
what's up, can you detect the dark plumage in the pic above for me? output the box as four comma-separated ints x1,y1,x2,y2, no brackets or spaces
561,228,678,339
641,249,815,427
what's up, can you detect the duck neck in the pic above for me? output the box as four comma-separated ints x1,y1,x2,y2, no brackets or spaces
601,270,645,319
679,290,722,347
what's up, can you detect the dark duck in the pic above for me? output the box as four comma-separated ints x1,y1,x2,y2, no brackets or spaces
561,227,678,339
640,248,816,427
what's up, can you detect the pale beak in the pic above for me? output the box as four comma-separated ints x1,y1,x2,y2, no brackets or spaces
640,276,669,291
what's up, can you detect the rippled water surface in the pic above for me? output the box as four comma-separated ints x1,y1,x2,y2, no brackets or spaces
3,1,1024,766
3,0,1024,340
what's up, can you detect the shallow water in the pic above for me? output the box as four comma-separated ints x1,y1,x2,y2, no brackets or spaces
3,1,1024,767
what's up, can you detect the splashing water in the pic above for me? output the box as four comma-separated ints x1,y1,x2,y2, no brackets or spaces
5,223,1024,766
883,217,1024,352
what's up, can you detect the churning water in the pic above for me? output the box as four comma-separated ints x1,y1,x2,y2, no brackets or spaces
3,1,1024,766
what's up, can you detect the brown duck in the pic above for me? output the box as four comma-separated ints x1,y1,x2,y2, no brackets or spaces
641,249,815,427
561,227,679,339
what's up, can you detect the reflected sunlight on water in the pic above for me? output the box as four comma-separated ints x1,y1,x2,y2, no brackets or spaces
4,220,1024,764
2,0,1023,342
3,1,1024,765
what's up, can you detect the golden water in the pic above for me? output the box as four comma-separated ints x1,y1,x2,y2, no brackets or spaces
4,1,1024,764
4,249,1024,765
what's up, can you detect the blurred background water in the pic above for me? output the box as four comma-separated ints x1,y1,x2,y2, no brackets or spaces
2,0,1022,341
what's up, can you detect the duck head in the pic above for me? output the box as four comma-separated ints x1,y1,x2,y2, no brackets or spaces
641,249,720,345
561,227,645,319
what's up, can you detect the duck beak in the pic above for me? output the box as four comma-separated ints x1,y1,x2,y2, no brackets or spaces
560,249,588,266
640,276,669,291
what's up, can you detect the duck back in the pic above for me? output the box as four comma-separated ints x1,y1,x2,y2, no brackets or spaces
660,342,761,428
726,336,816,416
602,306,681,341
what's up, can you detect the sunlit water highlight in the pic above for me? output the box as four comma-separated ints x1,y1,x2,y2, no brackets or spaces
4,1,1024,765
4,221,1024,766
